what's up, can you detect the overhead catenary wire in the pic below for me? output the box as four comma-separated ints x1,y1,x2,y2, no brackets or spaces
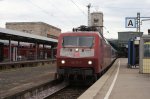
46,0,74,25
27,0,69,27
103,26,110,33
28,0,90,31
69,0,87,16
28,0,54,16
96,5,150,10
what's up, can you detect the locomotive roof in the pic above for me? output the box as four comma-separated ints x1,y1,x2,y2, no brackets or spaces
61,31,104,39
62,31,99,34
61,31,102,36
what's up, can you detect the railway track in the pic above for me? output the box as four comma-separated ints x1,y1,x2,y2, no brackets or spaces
30,81,68,99
2,79,68,99
45,82,90,99
2,79,89,99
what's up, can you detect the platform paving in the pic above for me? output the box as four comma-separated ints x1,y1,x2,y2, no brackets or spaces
79,58,150,99
0,63,56,98
107,58,150,99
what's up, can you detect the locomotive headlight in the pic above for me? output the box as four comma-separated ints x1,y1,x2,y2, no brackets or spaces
88,61,92,65
75,48,79,52
61,60,65,64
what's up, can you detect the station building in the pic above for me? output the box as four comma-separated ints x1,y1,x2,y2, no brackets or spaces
118,31,143,47
118,31,143,57
6,22,61,39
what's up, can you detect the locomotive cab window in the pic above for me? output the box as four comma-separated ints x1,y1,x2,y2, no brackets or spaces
62,36,95,47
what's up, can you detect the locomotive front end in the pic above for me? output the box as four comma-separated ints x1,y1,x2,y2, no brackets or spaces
56,33,98,80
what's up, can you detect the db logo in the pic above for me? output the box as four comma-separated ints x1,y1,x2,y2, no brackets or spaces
74,52,80,57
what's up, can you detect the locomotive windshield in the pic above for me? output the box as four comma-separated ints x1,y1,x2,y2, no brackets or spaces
63,36,94,47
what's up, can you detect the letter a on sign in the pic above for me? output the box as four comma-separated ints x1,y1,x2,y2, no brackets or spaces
128,20,133,26
125,17,136,28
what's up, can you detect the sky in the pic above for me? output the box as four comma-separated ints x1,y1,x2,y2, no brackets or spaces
0,0,150,39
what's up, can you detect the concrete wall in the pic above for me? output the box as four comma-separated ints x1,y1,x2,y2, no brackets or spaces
6,22,61,39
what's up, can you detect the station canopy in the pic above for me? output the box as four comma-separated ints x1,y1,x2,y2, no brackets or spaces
0,27,58,45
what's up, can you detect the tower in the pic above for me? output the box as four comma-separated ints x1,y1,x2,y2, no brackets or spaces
87,3,91,26
90,12,103,34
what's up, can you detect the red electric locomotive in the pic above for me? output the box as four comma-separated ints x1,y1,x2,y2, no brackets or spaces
56,26,116,81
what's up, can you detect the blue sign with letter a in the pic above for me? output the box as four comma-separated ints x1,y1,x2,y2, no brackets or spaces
125,17,136,28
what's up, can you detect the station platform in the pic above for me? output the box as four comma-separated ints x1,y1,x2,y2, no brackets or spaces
79,58,150,99
0,63,56,98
